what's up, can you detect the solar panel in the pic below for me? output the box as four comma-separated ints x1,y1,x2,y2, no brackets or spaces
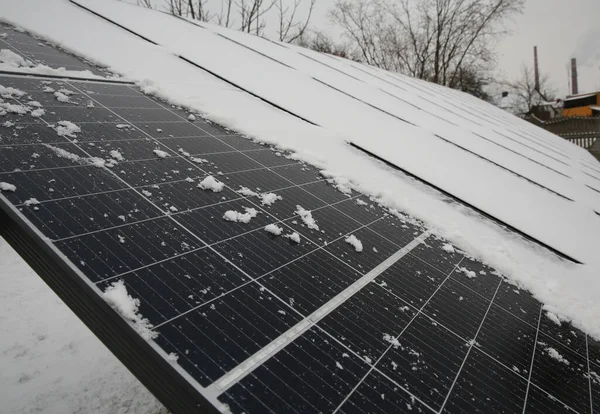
1,22,599,414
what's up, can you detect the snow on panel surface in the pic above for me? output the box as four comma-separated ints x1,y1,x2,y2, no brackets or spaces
2,0,600,353
68,0,600,265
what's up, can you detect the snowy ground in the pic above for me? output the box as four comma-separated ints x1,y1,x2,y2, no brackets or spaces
0,238,165,414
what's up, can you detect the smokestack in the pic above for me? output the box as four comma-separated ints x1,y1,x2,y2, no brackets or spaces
534,46,540,92
571,58,579,95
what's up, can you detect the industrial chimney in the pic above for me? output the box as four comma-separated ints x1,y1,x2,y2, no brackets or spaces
534,46,540,92
571,58,579,95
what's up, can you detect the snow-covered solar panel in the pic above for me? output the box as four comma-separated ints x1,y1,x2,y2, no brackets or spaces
65,0,600,265
2,21,600,414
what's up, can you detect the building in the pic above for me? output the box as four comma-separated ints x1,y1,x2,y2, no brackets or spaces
562,91,600,117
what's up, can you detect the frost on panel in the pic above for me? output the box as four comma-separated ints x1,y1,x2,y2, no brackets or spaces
0,182,17,192
296,205,319,230
345,234,363,252
264,224,283,236
101,280,157,340
198,175,224,192
223,208,258,223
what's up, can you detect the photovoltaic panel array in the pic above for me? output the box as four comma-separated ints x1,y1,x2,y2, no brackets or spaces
1,24,600,414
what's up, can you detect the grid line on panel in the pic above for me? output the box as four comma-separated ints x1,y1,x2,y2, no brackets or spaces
472,132,572,179
521,305,543,413
149,214,386,332
437,279,503,413
332,256,467,413
433,134,573,202
493,129,571,165
297,51,365,83
46,176,328,242
209,231,430,395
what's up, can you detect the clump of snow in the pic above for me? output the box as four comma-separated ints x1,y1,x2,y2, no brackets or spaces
101,280,157,341
442,243,455,253
2,121,15,127
27,100,42,107
53,120,81,137
237,186,258,197
0,182,17,192
356,199,368,206
296,205,319,230
259,192,282,206
0,84,26,98
0,48,33,68
187,114,196,121
264,224,283,236
0,101,29,115
383,333,400,348
543,304,567,326
88,157,107,168
54,91,70,103
43,144,81,162
116,123,131,129
30,108,45,118
546,347,569,365
152,149,170,158
109,150,124,161
223,207,258,223
284,232,301,243
198,175,224,192
457,266,476,279
345,234,363,252
23,198,40,206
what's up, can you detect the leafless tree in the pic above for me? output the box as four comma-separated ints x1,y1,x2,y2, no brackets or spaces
295,30,356,59
136,0,154,8
215,0,235,27
275,0,315,42
329,0,524,92
506,64,556,114
237,0,278,35
163,0,212,21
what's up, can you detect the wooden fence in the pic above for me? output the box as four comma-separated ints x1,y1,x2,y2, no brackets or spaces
524,116,599,150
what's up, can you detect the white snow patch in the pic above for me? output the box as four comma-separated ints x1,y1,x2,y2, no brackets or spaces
546,347,569,365
284,232,301,243
383,333,400,348
237,186,258,197
53,91,70,103
0,84,26,98
296,205,319,230
187,114,196,121
30,108,45,118
356,199,368,206
53,120,81,137
23,198,40,206
345,234,363,252
152,149,170,158
198,175,224,192
264,224,283,236
259,192,282,206
0,182,17,192
0,48,33,68
457,266,477,279
223,207,258,223
101,280,157,340
109,150,124,161
442,243,455,253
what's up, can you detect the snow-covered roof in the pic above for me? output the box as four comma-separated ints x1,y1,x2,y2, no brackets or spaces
2,0,600,392
565,92,598,101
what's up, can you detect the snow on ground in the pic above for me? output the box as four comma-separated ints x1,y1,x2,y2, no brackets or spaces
0,239,165,414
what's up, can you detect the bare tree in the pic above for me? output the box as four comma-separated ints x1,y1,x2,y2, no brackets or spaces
276,0,315,42
295,30,357,59
506,64,556,114
215,0,235,27
238,0,277,35
329,0,524,93
136,0,154,8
